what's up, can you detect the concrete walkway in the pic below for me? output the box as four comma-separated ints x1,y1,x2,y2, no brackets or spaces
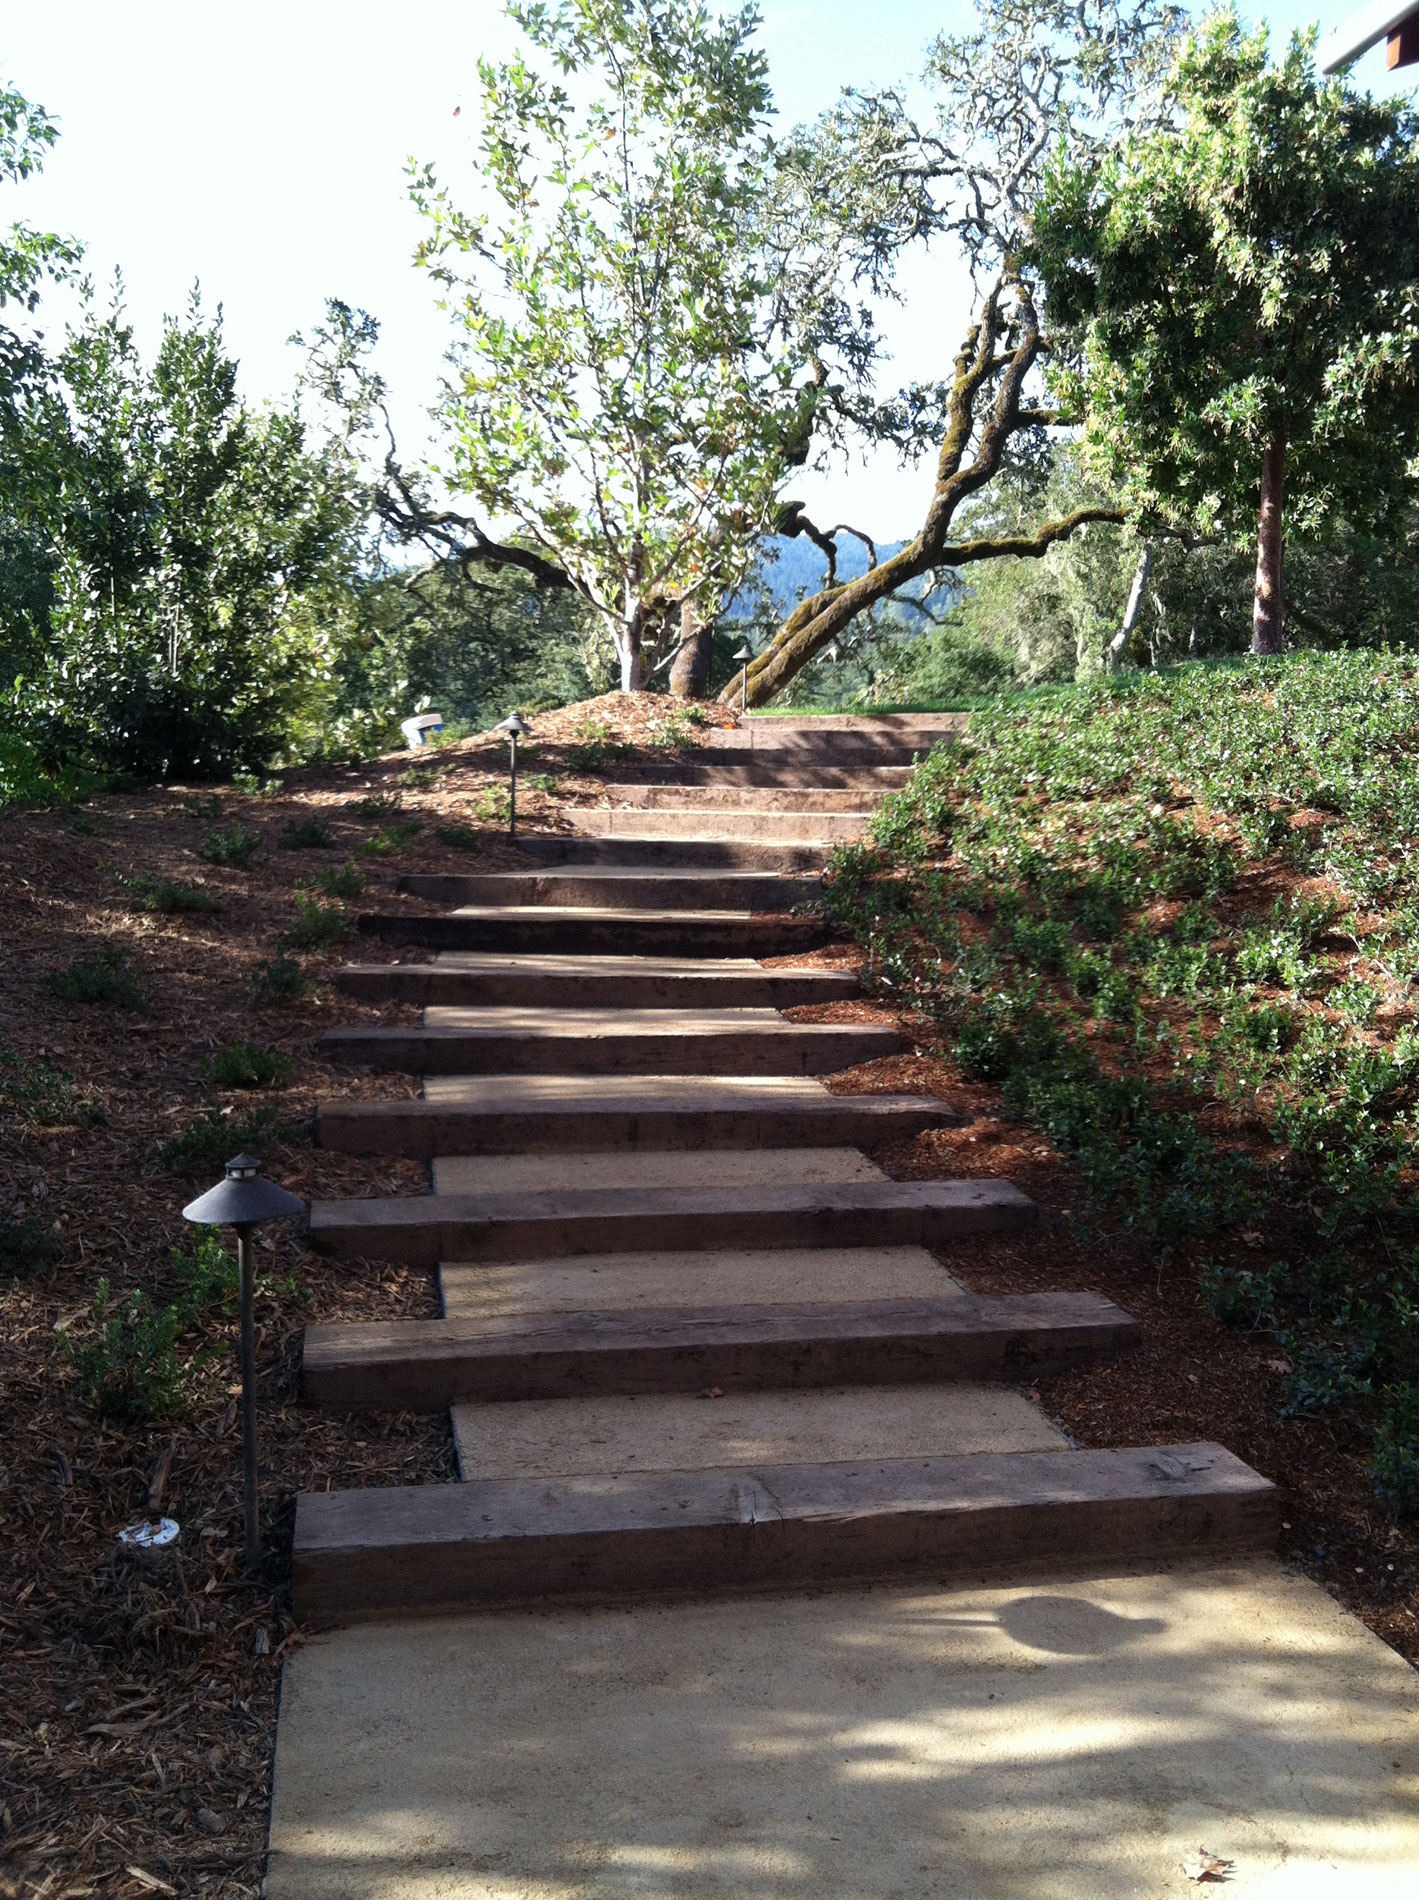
269,1562,1419,1898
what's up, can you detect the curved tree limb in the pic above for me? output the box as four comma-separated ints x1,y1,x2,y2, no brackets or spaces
722,278,1125,708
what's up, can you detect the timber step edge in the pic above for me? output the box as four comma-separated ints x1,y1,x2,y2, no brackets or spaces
314,1091,956,1157
317,1021,904,1076
331,961,860,1008
291,1440,1278,1624
354,911,830,955
397,871,820,912
300,1290,1141,1410
307,1177,1037,1265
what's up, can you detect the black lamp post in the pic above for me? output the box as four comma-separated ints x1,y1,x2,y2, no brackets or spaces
183,1154,303,1571
495,711,533,841
732,641,754,716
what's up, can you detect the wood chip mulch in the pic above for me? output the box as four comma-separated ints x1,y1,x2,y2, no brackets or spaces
0,692,756,1898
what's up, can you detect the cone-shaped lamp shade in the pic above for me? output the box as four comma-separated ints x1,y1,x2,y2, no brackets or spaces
183,1154,304,1226
496,711,532,738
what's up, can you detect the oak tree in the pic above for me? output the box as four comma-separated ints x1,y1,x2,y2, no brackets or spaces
1032,12,1419,656
412,0,813,692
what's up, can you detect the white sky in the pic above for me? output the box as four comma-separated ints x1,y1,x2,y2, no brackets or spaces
4,1,1412,539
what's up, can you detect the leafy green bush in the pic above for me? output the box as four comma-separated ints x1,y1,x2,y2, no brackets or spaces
248,953,310,1005
157,1103,300,1174
278,815,335,849
46,945,150,1011
838,652,1419,1515
279,895,349,949
359,820,423,855
63,1231,239,1420
0,1049,103,1127
199,1040,294,1089
200,822,261,867
64,1279,188,1420
433,823,484,850
346,791,403,821
568,720,634,771
0,726,104,810
118,872,222,914
0,1218,63,1277
1371,1385,1419,1517
304,861,368,899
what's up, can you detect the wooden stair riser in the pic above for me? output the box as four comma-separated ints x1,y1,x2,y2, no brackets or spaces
318,1023,902,1076
397,872,818,911
591,785,876,812
332,963,859,1009
315,1095,950,1158
354,913,829,955
606,762,911,788
291,1441,1278,1624
308,1179,1037,1266
568,807,870,840
301,1292,1140,1411
508,836,829,870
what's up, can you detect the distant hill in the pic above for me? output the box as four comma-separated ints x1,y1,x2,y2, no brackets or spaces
726,535,954,624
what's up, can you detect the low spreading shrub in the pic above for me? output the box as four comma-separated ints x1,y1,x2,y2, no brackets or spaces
279,895,349,950
248,953,310,1005
199,1040,294,1089
0,1218,63,1277
200,822,262,867
46,946,151,1012
278,815,335,850
0,1050,103,1128
304,861,368,899
157,1103,302,1174
118,873,222,914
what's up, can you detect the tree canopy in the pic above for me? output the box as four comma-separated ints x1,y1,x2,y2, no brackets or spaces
411,0,814,691
1032,11,1419,654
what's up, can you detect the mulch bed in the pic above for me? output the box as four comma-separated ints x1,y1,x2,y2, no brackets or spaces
0,706,743,1900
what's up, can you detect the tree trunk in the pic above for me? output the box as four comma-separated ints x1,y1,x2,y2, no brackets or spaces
1105,544,1152,671
618,604,646,691
715,279,1124,710
1251,433,1285,657
667,598,713,698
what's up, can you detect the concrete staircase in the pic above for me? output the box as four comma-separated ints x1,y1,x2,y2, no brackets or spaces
294,714,1276,1624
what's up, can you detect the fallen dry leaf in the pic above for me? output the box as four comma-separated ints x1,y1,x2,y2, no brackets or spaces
1182,1846,1233,1882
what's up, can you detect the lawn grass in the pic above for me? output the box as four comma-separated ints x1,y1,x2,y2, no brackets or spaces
827,650,1419,1515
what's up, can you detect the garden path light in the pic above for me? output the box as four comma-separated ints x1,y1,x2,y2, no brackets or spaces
183,1153,303,1571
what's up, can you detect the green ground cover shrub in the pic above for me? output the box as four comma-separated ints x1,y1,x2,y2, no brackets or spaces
0,1049,103,1128
199,1040,294,1088
278,815,335,849
157,1103,304,1174
345,791,403,822
0,1217,63,1277
62,1230,242,1419
359,820,423,855
567,719,635,771
117,872,222,914
279,895,349,949
248,953,310,1005
200,822,261,867
829,652,1419,1514
46,945,150,1011
434,823,484,850
304,861,368,899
